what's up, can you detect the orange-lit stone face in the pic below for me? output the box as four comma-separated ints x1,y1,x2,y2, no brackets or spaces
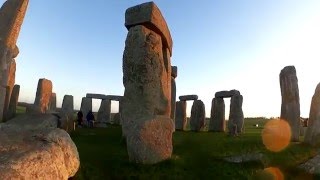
262,119,291,152
264,167,284,180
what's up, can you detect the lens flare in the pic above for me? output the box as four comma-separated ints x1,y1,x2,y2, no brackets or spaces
264,167,284,180
262,119,291,152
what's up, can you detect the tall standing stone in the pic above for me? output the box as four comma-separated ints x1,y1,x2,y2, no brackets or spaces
280,66,300,142
228,95,244,134
304,83,320,146
190,100,206,131
60,95,74,133
33,78,53,113
0,0,29,122
122,2,173,164
6,84,19,120
175,101,187,130
96,99,111,127
209,98,225,132
80,97,92,118
3,59,15,120
171,66,177,122
49,92,56,111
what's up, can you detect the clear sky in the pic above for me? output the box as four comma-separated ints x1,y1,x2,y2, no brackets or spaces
6,0,320,118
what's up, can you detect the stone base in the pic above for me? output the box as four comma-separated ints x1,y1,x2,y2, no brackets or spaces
126,116,174,164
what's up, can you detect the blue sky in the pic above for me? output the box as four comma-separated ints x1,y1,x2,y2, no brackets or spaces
7,0,320,118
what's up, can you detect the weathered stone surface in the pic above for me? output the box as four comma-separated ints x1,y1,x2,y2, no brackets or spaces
170,77,176,120
113,112,121,125
215,90,240,98
298,154,320,175
305,83,320,146
122,23,172,163
2,59,16,120
0,113,79,179
228,95,244,134
96,99,111,127
6,84,19,120
0,0,29,50
171,66,177,78
190,100,206,131
126,116,173,164
80,97,92,118
175,101,187,130
280,66,300,142
209,98,225,132
49,92,56,111
12,44,18,58
125,1,173,55
59,95,74,133
179,95,198,101
34,78,53,113
0,86,6,122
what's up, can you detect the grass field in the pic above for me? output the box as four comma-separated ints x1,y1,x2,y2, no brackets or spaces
70,118,317,180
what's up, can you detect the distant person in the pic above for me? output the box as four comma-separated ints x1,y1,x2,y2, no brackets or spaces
86,110,95,128
77,110,83,127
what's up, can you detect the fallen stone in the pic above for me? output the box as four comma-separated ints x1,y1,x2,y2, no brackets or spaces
0,113,79,179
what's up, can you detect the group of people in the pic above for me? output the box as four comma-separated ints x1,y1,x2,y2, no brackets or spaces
76,110,95,128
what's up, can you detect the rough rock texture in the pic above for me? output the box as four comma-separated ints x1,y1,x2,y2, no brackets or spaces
228,95,244,134
122,21,172,163
215,90,240,98
80,97,92,118
96,99,111,127
298,154,320,174
190,100,206,131
33,78,53,113
49,92,56,111
280,66,300,142
59,95,74,133
6,84,19,120
0,113,80,179
113,112,121,125
3,59,16,120
305,83,320,146
179,95,198,101
170,77,176,120
175,101,187,130
0,87,6,121
171,66,177,78
125,1,172,55
209,98,225,132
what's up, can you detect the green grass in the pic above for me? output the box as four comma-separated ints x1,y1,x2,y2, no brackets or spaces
70,118,317,180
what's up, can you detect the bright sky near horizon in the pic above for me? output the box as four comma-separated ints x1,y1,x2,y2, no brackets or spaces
7,0,320,118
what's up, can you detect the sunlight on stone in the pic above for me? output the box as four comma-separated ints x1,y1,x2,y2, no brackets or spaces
263,167,284,180
262,119,291,152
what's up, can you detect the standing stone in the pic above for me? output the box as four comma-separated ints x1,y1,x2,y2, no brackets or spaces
228,95,244,134
304,83,320,146
113,112,121,125
33,78,52,113
175,101,187,130
122,1,173,164
49,92,56,111
2,59,16,120
280,66,300,142
96,99,111,127
59,95,74,133
209,98,225,132
190,100,206,131
6,84,19,120
170,77,176,120
80,97,92,119
0,0,29,122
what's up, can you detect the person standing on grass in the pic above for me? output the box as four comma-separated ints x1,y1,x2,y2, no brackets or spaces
77,110,83,127
86,110,95,128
